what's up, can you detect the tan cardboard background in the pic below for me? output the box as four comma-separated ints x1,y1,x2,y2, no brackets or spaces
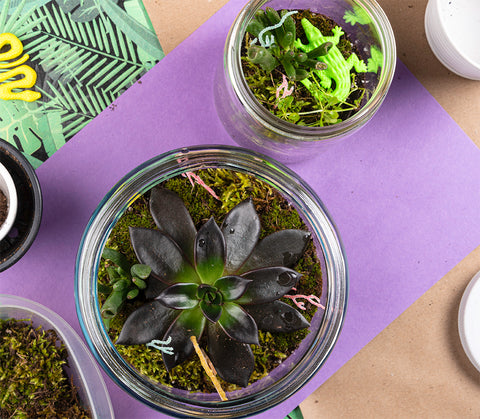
143,1,480,416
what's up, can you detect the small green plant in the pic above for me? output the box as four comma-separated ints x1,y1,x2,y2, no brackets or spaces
243,8,372,127
99,248,151,330
246,8,332,81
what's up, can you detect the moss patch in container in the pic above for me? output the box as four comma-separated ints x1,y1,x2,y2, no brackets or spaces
0,318,91,418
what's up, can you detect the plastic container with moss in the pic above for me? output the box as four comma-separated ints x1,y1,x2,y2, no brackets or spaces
0,295,114,419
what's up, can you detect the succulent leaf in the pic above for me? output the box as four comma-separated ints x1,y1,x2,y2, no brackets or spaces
247,45,279,73
221,199,261,274
106,266,122,283
129,227,200,285
240,229,311,273
131,264,151,280
244,300,310,332
157,283,199,309
236,267,301,304
149,186,197,263
207,323,254,387
116,300,178,345
214,276,252,301
131,276,147,290
200,300,222,323
142,273,169,300
162,307,206,371
101,288,127,319
218,302,259,345
194,217,225,285
102,247,131,276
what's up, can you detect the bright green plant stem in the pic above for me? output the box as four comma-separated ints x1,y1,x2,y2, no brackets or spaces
100,247,150,330
295,19,367,102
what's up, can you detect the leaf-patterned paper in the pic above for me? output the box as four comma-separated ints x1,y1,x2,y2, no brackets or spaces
0,0,164,168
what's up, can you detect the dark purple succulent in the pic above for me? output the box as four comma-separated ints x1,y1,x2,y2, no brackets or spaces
116,186,312,387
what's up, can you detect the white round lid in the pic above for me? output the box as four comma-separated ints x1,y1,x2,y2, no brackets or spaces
458,270,480,372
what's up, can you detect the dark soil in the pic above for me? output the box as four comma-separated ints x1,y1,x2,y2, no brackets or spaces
0,190,7,228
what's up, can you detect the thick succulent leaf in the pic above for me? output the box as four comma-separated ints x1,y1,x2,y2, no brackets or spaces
221,199,261,274
194,217,225,284
207,322,255,387
218,302,259,345
214,276,252,301
162,307,206,371
143,273,169,300
131,264,152,280
239,229,311,274
236,267,301,304
244,301,310,332
116,300,178,345
157,283,199,309
149,186,197,263
129,227,200,287
200,301,222,323
102,247,131,276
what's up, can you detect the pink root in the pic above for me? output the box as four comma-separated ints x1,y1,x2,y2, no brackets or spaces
275,74,294,106
284,288,325,311
182,172,221,201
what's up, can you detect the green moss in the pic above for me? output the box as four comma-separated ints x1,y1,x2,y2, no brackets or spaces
98,168,323,393
0,319,91,418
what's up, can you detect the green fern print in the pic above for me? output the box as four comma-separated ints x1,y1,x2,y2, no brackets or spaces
0,0,164,168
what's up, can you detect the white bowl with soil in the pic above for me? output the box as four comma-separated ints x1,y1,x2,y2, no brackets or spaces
0,139,42,272
0,162,18,242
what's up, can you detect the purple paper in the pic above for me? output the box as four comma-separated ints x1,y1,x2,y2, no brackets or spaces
2,0,480,417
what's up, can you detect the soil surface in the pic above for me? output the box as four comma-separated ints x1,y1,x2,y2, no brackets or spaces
0,190,7,228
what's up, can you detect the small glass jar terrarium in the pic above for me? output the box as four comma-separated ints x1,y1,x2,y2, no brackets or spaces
214,0,396,162
0,139,42,272
75,145,348,418
0,295,114,418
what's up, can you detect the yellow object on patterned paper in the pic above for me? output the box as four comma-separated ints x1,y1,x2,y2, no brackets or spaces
0,32,41,102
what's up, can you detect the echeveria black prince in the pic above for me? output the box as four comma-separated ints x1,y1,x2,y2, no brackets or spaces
116,186,311,387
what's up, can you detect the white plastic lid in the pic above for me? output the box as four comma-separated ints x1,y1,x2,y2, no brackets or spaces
458,270,480,372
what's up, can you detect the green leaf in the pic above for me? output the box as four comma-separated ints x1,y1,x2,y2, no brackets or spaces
200,301,222,323
131,264,151,280
218,302,259,345
214,276,251,301
195,217,225,285
101,288,128,318
127,288,139,299
116,300,178,345
162,307,206,371
102,247,131,274
236,267,302,305
157,283,199,310
131,276,147,290
100,0,164,60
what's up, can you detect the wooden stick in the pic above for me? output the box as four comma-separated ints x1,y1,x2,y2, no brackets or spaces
190,336,227,401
